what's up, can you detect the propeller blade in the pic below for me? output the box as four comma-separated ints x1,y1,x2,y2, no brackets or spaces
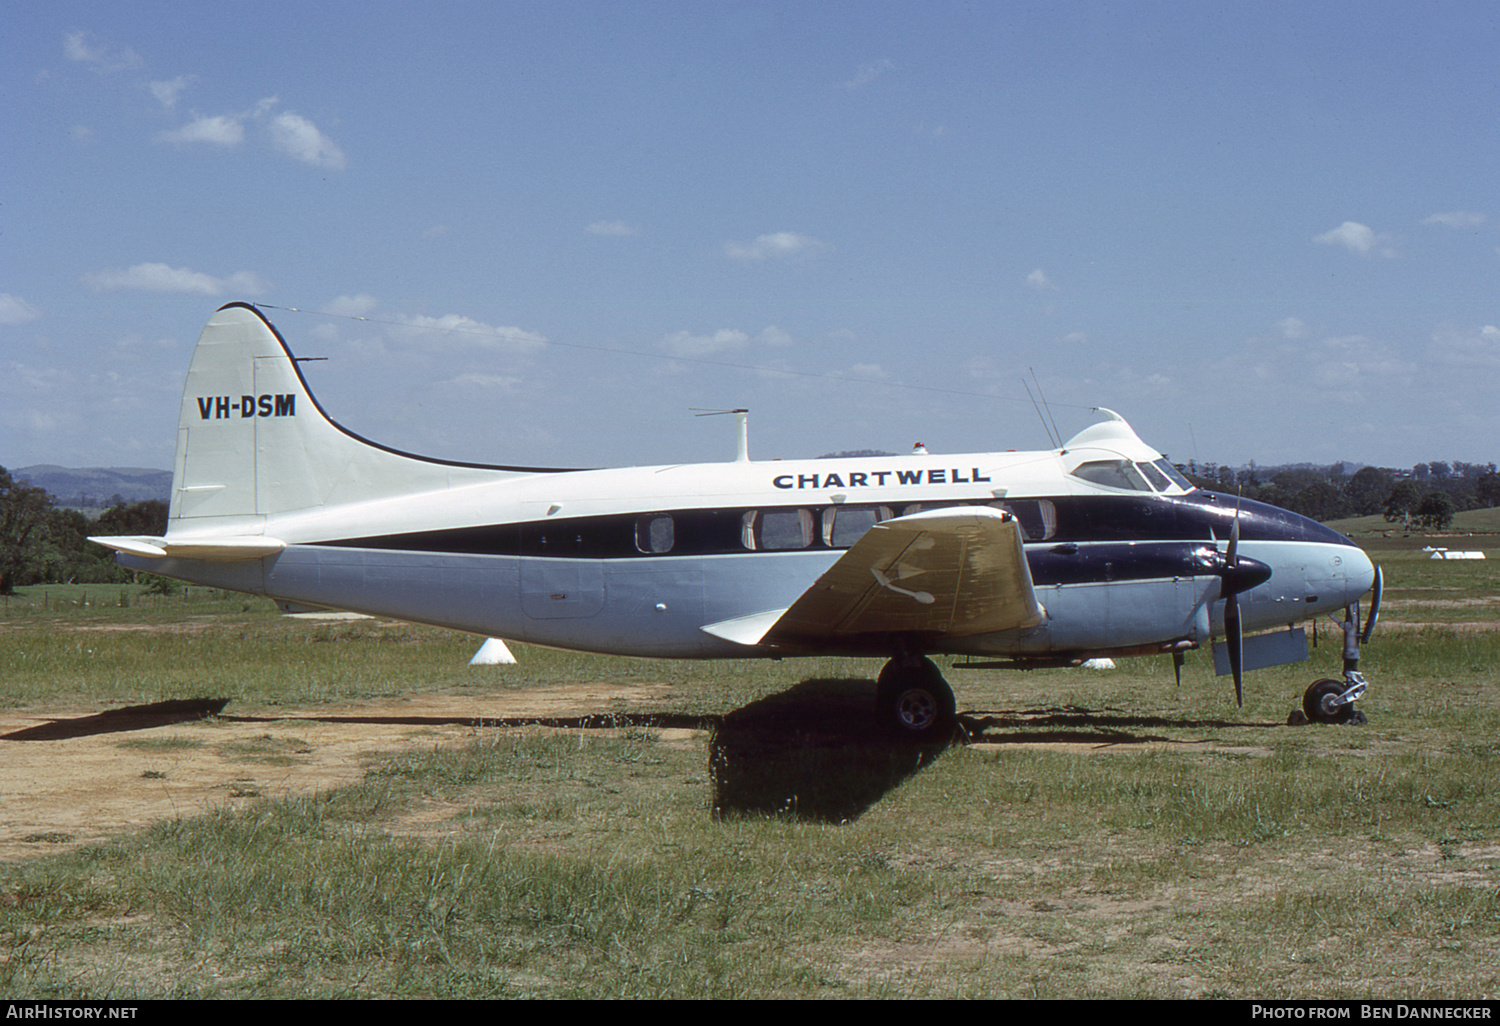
1226,495,1241,568
1225,593,1243,707
1360,564,1383,644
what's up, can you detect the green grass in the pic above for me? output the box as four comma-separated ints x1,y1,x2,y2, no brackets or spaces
2,559,1498,998
1328,505,1500,539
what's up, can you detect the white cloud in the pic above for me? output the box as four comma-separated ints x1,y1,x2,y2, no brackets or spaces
0,294,42,325
149,76,195,109
1026,269,1058,291
83,263,270,295
660,326,794,358
268,111,346,170
448,373,523,391
64,31,143,73
1422,211,1486,228
1276,317,1309,339
662,329,750,357
154,99,346,170
757,326,793,348
587,220,636,236
321,294,378,317
1428,322,1500,370
724,232,826,261
157,114,244,147
1314,221,1398,258
392,314,547,353
841,59,895,90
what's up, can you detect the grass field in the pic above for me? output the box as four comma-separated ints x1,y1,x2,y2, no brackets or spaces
1,527,1497,999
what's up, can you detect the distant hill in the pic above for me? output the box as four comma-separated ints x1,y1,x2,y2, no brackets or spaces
13,465,172,508
1327,507,1500,538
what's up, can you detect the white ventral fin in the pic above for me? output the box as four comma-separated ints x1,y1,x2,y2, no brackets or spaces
88,535,285,561
699,608,789,647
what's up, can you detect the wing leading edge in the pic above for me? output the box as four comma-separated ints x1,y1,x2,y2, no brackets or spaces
701,506,1046,649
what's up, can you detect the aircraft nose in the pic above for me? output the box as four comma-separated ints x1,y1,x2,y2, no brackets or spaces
1343,544,1376,605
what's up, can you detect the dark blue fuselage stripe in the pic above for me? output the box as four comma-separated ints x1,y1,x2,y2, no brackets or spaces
307,491,1356,587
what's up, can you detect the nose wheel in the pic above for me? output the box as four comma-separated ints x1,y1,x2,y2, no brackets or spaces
1302,675,1365,725
877,656,956,740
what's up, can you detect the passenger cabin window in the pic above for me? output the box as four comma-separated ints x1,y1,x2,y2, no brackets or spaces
989,499,1057,541
823,505,890,548
634,514,674,554
1070,459,1154,492
741,509,814,550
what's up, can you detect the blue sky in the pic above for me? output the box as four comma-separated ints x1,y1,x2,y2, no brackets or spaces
4,1,1498,475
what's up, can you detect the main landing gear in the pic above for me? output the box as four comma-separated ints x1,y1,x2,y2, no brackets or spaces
877,655,957,740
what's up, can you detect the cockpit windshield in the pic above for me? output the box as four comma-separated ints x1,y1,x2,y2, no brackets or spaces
1070,457,1195,494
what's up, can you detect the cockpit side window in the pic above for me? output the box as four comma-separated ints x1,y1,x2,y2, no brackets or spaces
1070,459,1154,492
1153,459,1195,491
1137,461,1172,492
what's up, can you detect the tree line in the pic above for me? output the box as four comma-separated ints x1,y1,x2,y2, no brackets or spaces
1,465,168,595
1177,460,1500,531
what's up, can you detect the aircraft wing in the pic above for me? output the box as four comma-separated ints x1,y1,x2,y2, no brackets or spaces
703,506,1045,648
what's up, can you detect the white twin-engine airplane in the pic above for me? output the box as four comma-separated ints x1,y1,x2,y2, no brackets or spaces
93,303,1382,738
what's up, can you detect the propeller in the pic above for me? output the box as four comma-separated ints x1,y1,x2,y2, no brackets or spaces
1216,498,1272,707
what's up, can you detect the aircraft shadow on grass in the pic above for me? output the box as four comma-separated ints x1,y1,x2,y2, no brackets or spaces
0,681,1274,823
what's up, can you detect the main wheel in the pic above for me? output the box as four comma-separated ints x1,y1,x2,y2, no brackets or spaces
877,657,956,740
1303,678,1356,725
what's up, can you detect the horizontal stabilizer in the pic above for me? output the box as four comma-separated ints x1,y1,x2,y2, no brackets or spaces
89,535,285,561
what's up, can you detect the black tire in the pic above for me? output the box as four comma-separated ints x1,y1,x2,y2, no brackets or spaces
1303,678,1356,725
877,657,956,739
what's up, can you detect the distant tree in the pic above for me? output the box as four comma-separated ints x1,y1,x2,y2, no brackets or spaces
0,466,55,594
95,500,168,537
1272,468,1325,493
1287,480,1346,522
1345,466,1393,517
1428,461,1452,480
1383,480,1424,524
1415,491,1455,531
1478,471,1500,509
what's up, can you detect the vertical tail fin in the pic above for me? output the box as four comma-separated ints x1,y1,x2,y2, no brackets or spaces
170,303,533,530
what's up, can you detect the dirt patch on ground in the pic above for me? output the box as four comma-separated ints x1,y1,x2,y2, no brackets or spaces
0,684,678,863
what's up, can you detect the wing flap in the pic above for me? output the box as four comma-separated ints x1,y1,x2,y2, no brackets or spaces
759,506,1045,647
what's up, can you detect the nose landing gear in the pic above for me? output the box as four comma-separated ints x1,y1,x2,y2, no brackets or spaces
1297,597,1373,725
